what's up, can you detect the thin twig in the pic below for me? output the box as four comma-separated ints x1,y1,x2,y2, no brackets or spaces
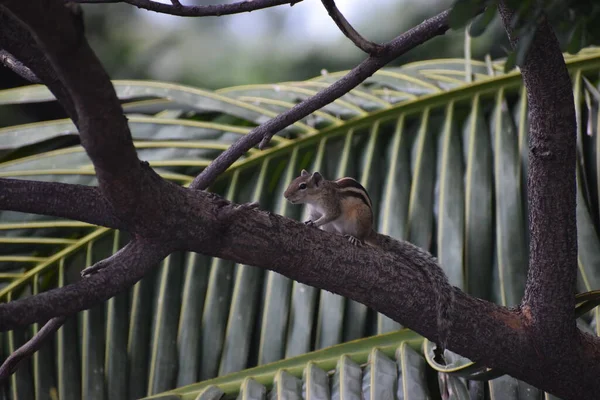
0,317,67,382
0,10,79,123
0,50,40,83
190,8,453,190
72,0,302,16
320,0,382,54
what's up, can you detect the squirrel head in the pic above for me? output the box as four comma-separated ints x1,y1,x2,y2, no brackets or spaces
284,169,325,205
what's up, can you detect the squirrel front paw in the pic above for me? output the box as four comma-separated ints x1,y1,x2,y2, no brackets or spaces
304,220,315,226
345,235,362,246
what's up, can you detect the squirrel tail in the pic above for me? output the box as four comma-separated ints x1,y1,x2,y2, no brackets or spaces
371,232,454,359
432,262,454,359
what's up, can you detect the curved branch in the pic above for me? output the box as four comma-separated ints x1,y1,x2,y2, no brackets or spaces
498,2,578,345
0,239,167,331
320,0,383,54
0,316,66,382
0,178,126,230
0,236,164,379
73,0,302,16
190,8,453,190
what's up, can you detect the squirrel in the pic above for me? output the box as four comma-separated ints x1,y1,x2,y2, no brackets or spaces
283,169,378,246
284,169,455,361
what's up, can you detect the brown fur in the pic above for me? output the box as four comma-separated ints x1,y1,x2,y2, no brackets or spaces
284,169,376,245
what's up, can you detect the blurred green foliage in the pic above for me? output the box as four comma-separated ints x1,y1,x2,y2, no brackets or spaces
449,0,600,71
76,0,510,89
6,0,595,128
0,0,510,130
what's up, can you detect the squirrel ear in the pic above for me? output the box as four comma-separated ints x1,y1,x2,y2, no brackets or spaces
312,172,323,185
301,169,310,177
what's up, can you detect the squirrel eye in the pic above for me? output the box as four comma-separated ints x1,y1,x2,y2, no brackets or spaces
299,183,307,190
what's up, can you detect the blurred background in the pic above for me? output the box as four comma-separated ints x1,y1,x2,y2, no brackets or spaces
1,0,510,92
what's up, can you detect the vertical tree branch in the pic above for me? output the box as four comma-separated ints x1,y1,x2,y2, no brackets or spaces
498,2,578,344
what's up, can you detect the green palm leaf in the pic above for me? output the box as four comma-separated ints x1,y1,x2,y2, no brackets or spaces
2,48,600,399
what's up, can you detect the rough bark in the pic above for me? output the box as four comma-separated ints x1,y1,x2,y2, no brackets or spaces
0,0,599,398
0,178,125,230
499,0,581,383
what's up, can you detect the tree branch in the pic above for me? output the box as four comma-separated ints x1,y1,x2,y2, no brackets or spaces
0,189,597,397
320,0,383,54
0,178,126,230
0,316,66,382
190,8,453,190
1,0,149,224
498,1,578,347
0,1,596,397
0,234,166,379
72,0,302,17
0,50,40,83
0,239,168,331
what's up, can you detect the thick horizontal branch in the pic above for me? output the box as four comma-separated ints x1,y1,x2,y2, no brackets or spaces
170,193,600,399
1,184,598,397
73,0,302,16
190,8,452,190
499,2,578,348
320,0,382,54
0,178,126,230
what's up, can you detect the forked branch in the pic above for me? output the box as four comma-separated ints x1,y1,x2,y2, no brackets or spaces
1,0,145,221
1,0,598,397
